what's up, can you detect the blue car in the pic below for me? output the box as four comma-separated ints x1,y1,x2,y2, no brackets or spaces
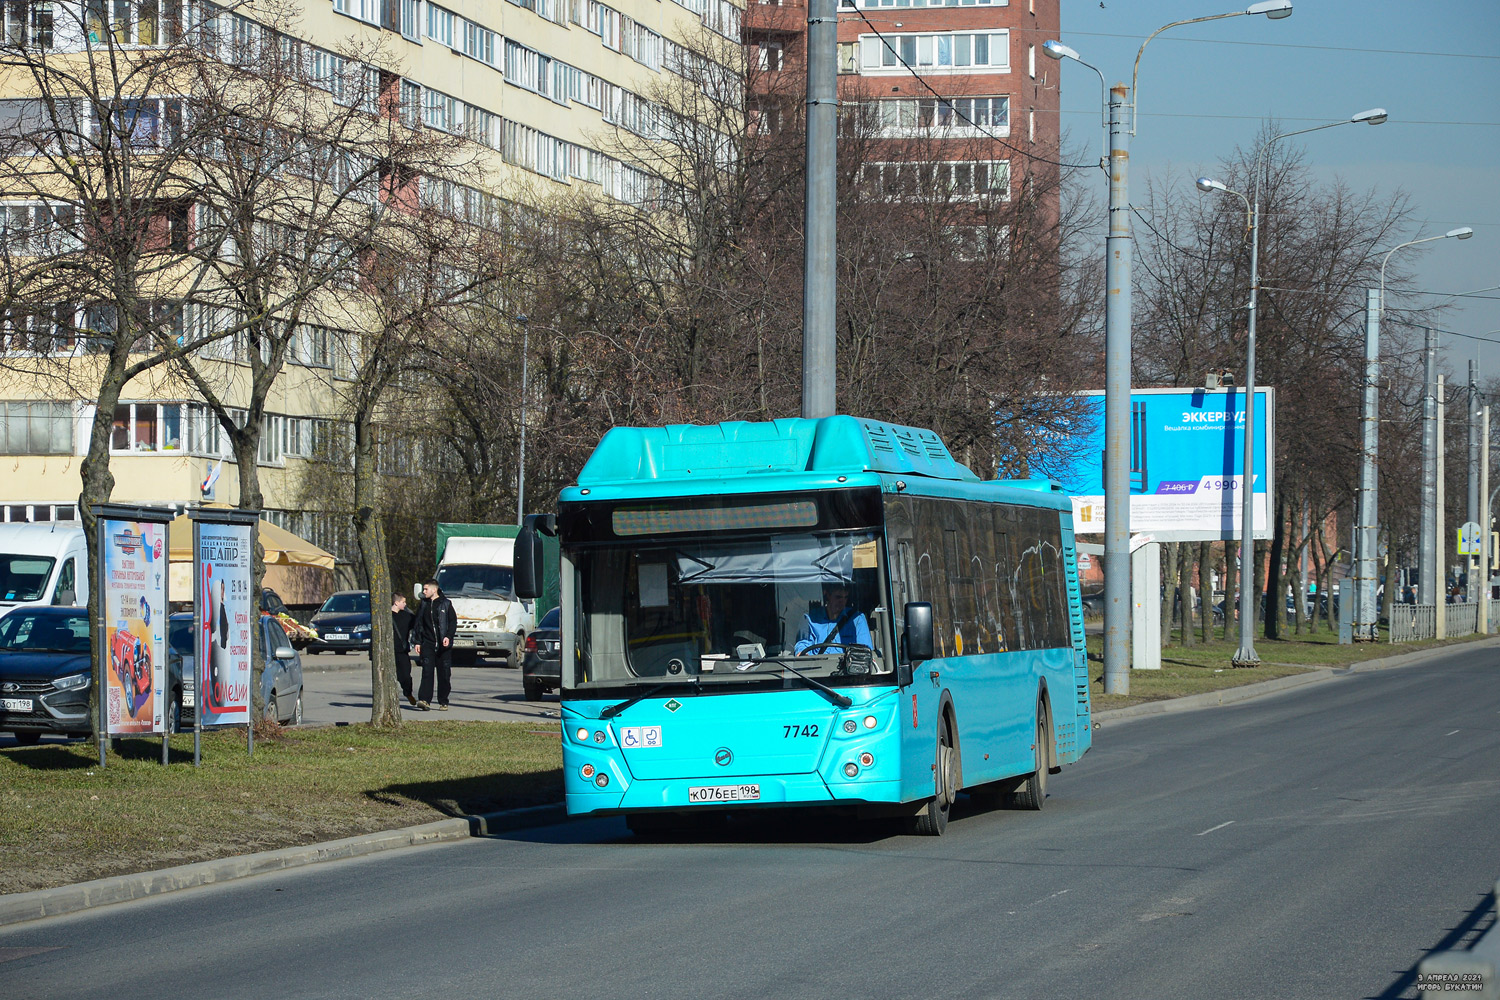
0,606,92,745
308,591,372,654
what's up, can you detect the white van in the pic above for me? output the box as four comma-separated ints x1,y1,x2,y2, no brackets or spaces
0,523,87,612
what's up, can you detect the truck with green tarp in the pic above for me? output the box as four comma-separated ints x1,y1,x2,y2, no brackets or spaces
432,523,559,666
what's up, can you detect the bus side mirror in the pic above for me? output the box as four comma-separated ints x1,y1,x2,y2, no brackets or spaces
514,513,556,600
904,602,934,663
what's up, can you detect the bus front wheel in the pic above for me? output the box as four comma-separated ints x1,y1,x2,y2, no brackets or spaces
912,713,956,836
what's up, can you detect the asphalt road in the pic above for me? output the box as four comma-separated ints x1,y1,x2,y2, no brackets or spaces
4,643,1498,1000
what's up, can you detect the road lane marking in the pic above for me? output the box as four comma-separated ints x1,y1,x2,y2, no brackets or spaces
1446,730,1461,736
1196,821,1235,836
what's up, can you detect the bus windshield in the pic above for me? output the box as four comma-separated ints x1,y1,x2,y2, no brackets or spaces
568,529,892,691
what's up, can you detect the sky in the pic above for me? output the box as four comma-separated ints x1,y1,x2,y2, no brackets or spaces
1050,0,1500,379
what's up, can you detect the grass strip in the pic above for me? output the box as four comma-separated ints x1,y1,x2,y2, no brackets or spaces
1088,629,1493,711
0,720,562,896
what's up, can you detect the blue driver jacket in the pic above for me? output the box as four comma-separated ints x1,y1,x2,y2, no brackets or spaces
794,609,872,653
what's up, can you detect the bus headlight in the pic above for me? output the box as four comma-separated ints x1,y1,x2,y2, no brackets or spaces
843,719,857,734
595,772,610,788
576,727,589,741
581,764,595,779
859,752,874,767
843,763,859,778
863,715,877,729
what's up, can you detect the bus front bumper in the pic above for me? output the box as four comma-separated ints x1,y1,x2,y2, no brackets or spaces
565,774,904,817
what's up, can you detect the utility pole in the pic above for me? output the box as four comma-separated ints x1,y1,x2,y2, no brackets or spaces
1353,287,1379,639
1437,375,1447,638
1482,405,1491,633
1468,360,1481,602
800,0,837,419
1102,82,1132,696
1419,327,1438,604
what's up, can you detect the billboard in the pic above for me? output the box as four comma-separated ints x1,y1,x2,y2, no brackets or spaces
1040,387,1275,542
98,516,169,736
195,519,253,727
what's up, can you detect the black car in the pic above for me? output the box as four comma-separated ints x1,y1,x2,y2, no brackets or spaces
0,606,93,744
521,607,560,701
308,590,372,654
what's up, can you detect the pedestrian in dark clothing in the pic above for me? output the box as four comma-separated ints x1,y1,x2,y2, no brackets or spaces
391,593,416,706
412,580,457,710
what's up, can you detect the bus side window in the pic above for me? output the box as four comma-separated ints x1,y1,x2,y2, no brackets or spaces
52,558,76,606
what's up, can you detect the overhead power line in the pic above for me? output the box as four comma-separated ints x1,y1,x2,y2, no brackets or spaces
1062,31,1500,63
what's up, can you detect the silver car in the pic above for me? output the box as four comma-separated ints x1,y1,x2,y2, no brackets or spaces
167,613,305,730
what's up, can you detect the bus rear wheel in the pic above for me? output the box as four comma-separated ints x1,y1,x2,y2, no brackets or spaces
912,714,956,836
1006,705,1049,811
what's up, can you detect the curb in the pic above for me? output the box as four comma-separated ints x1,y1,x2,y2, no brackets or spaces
1093,634,1500,726
0,802,568,929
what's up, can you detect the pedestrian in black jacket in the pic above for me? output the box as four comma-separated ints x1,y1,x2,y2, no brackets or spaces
391,593,416,706
412,580,457,710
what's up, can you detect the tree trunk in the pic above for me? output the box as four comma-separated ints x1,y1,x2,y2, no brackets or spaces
234,436,268,721
1161,542,1179,645
79,371,125,749
354,417,402,727
1265,501,1287,641
1179,541,1196,647
1199,540,1212,644
1223,539,1238,641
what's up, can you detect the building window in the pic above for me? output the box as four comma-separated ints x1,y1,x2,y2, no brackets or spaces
872,95,1008,135
93,97,182,149
859,30,1009,72
400,0,421,38
860,159,1010,199
837,41,857,74
333,0,380,24
0,202,78,256
4,1,54,48
463,19,496,64
422,87,458,131
110,402,185,453
425,3,455,47
85,0,178,46
1,401,73,455
757,41,783,72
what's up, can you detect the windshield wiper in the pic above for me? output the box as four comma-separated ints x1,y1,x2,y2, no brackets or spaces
778,661,852,709
599,682,677,720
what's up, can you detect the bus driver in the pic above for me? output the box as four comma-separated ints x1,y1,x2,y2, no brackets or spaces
794,582,872,654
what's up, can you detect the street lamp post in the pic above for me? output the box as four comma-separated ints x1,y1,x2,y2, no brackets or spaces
1195,107,1386,665
515,313,530,526
1043,0,1293,696
1379,228,1475,612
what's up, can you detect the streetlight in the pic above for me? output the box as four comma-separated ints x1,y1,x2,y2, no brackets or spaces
1379,227,1475,616
1197,106,1387,664
1045,1,1294,696
515,313,529,526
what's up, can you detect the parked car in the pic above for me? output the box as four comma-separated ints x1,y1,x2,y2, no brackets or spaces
0,606,92,744
308,590,372,654
166,611,305,728
260,588,318,650
521,607,561,702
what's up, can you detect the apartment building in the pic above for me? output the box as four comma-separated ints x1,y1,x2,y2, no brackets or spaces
0,0,742,571
747,0,1059,206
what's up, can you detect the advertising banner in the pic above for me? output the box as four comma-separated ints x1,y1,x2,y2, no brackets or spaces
195,519,253,727
100,517,168,736
1037,387,1275,542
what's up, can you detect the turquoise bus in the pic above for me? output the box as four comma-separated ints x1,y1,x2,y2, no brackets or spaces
515,416,1092,835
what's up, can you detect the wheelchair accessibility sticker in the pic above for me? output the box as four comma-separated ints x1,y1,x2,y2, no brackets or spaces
620,726,663,749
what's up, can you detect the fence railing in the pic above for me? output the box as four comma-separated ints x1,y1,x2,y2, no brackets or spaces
1388,601,1497,643
1446,602,1480,638
1389,604,1437,643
